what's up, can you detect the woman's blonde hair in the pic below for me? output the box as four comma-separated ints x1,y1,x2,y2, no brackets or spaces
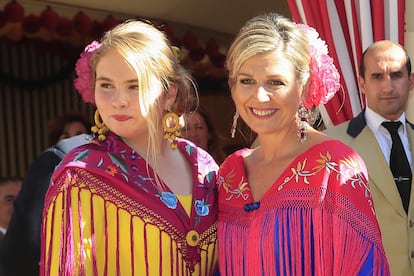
226,13,310,88
90,19,198,168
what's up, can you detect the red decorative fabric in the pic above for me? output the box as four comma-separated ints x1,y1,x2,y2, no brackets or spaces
217,140,390,275
40,132,218,275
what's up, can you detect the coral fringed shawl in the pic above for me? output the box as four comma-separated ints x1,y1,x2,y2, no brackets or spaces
217,140,390,276
40,133,218,276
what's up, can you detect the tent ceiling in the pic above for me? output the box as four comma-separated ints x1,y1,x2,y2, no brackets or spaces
40,0,291,35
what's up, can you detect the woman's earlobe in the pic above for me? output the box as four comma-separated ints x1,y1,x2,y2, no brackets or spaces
228,79,234,90
167,85,178,100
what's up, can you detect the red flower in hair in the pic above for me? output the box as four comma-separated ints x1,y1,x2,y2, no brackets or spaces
74,41,101,104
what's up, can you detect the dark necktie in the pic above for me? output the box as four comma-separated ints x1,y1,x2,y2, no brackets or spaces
382,121,412,213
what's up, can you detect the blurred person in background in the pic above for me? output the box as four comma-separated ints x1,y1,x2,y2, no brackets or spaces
181,107,226,164
0,177,22,242
0,111,91,276
47,111,91,146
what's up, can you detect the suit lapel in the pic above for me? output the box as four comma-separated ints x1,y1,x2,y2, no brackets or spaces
347,116,406,217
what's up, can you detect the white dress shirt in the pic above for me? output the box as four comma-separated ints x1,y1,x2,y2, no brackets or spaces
365,107,413,168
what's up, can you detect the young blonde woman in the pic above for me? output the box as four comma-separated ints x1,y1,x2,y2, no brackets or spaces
40,20,218,275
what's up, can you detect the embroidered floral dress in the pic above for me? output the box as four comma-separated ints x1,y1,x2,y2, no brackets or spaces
217,140,390,276
40,133,218,276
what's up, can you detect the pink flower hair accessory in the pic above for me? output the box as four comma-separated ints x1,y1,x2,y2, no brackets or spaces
298,24,341,108
74,40,101,104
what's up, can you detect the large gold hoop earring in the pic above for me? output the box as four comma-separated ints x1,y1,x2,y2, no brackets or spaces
91,110,109,141
162,106,181,150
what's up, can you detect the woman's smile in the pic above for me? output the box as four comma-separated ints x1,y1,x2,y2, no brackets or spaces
250,107,277,118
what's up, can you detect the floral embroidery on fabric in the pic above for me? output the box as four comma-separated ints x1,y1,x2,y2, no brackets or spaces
219,147,373,213
278,151,368,193
194,200,209,216
290,159,313,184
313,151,337,173
105,164,118,176
185,144,196,155
108,152,128,173
50,134,218,275
159,192,178,209
217,167,250,201
68,134,216,226
73,149,89,161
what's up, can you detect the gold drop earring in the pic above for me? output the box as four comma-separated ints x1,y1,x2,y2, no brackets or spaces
162,105,181,149
91,110,109,141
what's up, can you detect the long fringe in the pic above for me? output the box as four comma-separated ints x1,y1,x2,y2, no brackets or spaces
41,169,218,275
64,185,74,275
219,206,389,276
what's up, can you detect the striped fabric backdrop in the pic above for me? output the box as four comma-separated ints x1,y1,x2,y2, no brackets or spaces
0,40,94,177
288,0,405,127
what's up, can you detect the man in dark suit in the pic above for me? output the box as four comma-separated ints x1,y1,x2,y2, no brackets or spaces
324,40,414,275
0,134,91,276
